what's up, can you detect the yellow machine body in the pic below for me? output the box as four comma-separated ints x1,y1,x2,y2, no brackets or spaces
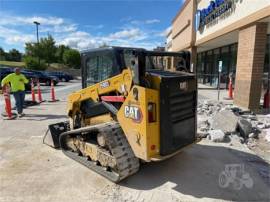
50,47,197,182
67,68,162,161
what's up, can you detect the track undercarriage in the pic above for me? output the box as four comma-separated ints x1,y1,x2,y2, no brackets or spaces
59,122,140,182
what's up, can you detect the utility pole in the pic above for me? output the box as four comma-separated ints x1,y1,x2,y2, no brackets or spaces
33,21,40,66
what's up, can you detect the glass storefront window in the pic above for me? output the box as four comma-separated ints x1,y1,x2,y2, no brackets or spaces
219,46,229,88
203,51,213,86
263,35,270,91
197,36,267,89
230,44,237,75
197,43,238,89
212,48,220,87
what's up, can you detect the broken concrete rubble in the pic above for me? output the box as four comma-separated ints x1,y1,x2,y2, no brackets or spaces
257,123,266,130
264,129,270,143
212,110,239,134
249,133,258,139
196,130,208,138
238,118,253,138
197,100,270,147
208,129,226,143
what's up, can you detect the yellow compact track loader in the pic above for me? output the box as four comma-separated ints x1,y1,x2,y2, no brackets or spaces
48,47,197,182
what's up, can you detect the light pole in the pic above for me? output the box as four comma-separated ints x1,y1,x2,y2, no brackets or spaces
33,21,40,65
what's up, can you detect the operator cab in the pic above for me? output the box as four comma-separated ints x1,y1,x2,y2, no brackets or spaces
81,46,191,89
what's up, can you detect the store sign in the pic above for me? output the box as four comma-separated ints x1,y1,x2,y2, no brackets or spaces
195,0,234,31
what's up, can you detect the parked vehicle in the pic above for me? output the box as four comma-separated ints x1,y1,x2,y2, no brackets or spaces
46,71,74,82
23,70,59,86
0,67,13,80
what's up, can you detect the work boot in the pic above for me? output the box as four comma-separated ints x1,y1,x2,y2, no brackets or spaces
18,113,25,118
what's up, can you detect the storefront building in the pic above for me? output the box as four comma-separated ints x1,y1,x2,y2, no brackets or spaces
168,0,270,110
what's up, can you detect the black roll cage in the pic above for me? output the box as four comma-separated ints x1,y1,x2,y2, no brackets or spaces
81,47,190,88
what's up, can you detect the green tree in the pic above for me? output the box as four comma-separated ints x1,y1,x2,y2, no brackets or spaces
6,49,22,62
0,47,6,60
55,45,70,63
63,49,81,69
25,35,57,66
23,56,46,71
25,42,39,57
39,35,56,66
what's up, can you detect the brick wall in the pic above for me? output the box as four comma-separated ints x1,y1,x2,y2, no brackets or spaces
234,22,268,110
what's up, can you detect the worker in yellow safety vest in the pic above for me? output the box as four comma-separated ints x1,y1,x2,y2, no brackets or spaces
1,68,29,117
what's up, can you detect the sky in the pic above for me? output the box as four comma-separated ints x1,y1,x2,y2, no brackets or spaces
0,0,184,52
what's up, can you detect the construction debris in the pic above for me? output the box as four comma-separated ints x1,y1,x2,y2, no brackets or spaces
264,129,270,143
208,129,226,142
248,133,257,139
238,118,253,138
212,110,239,134
197,100,270,148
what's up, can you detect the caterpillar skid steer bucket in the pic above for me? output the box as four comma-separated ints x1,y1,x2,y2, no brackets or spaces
44,122,69,148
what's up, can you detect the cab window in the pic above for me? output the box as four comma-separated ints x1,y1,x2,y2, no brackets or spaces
85,51,119,86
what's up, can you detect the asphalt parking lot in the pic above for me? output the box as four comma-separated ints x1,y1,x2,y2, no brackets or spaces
0,80,81,113
0,80,269,202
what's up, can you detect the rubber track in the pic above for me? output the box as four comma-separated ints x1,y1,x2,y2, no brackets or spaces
59,122,139,182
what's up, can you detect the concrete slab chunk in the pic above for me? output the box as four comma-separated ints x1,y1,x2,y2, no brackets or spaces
212,110,239,134
208,129,225,142
238,118,252,138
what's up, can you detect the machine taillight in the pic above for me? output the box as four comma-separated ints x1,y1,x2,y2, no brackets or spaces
148,102,156,122
150,145,156,150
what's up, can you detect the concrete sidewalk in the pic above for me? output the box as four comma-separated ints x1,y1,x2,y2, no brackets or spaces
198,87,233,105
198,83,267,107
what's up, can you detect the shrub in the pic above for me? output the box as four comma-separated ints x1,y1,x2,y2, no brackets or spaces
63,49,81,69
23,56,47,71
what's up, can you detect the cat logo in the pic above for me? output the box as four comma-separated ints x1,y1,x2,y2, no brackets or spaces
124,106,142,123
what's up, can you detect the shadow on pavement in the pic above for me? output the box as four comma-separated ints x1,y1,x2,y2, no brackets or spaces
21,114,67,121
121,144,270,201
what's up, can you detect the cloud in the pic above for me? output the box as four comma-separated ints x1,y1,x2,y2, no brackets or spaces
58,31,99,50
158,26,172,37
107,28,146,41
145,19,160,24
58,28,148,51
40,24,78,33
130,19,161,25
0,26,35,45
0,15,65,26
0,12,165,51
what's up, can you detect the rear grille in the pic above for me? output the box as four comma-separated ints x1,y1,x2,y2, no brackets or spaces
160,77,196,156
170,92,196,123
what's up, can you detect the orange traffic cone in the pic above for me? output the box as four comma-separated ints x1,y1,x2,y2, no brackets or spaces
228,76,233,99
2,85,16,120
37,79,43,102
49,80,58,102
224,75,234,100
31,78,36,102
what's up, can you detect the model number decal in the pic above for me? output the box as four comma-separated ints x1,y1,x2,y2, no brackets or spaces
100,81,110,88
180,82,187,91
124,106,142,123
